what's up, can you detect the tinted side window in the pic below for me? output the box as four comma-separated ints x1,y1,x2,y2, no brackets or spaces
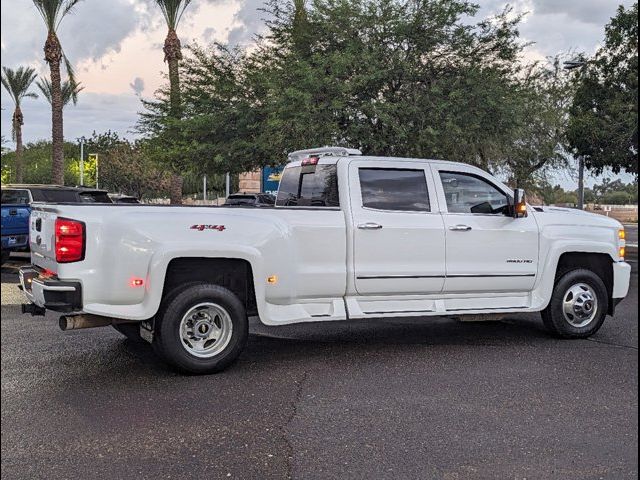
359,168,430,212
226,195,257,205
439,171,509,214
34,189,79,202
1,189,30,205
80,192,112,203
258,195,275,205
276,165,339,207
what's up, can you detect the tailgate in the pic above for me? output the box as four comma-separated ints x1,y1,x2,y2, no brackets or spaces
1,205,30,236
29,208,58,264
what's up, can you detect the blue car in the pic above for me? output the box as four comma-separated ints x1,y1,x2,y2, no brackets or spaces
1,185,112,264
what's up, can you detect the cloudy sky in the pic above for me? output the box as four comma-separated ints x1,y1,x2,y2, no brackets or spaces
0,0,635,186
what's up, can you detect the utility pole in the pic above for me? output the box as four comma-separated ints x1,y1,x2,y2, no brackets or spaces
225,173,230,198
563,58,588,210
577,156,585,210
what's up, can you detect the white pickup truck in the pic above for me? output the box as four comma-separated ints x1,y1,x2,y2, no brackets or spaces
19,147,631,373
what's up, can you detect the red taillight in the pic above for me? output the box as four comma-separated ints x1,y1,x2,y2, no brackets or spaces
55,218,85,263
301,156,319,166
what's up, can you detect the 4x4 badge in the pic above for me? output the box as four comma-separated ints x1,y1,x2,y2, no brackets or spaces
190,224,226,232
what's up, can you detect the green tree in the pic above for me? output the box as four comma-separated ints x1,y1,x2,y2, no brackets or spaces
32,0,83,185
1,140,78,184
36,77,83,108
503,56,574,189
141,0,534,177
82,131,172,199
1,66,38,183
567,3,638,176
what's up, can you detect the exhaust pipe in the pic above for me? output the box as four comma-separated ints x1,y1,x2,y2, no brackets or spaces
59,314,115,331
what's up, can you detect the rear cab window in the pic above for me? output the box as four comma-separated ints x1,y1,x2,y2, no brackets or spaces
276,161,340,207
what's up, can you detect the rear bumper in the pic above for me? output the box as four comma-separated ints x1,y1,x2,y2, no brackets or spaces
1,234,29,251
19,266,82,313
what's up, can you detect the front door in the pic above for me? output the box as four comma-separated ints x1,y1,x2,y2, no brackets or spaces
432,165,539,294
349,160,446,295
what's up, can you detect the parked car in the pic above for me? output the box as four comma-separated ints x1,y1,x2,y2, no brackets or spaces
1,188,30,264
1,185,111,264
224,192,275,207
109,194,141,204
18,147,631,374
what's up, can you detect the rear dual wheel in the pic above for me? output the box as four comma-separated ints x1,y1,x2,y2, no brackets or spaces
152,283,248,374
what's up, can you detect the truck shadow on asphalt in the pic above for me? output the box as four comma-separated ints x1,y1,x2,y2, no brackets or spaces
104,314,553,377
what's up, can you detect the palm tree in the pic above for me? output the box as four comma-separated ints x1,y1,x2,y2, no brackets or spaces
156,0,191,117
36,77,83,108
1,66,38,183
32,0,82,185
155,0,192,204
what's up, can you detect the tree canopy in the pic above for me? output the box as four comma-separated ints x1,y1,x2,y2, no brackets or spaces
140,0,574,183
567,3,638,175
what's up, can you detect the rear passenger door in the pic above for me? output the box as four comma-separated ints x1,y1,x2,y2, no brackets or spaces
349,160,446,295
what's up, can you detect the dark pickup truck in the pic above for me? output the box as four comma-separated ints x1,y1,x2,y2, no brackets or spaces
1,185,112,264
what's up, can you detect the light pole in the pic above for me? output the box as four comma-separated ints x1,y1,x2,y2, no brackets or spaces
203,174,207,202
563,59,587,210
78,136,86,186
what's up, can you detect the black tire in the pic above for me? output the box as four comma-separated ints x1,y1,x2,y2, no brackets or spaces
112,323,145,343
1,251,10,265
152,283,248,374
541,268,609,338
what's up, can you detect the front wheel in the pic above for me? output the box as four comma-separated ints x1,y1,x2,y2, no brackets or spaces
152,283,248,374
541,268,609,338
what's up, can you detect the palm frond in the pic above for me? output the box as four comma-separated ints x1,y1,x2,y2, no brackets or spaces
63,52,76,84
36,77,53,104
155,0,192,30
31,0,82,32
1,66,39,106
66,79,84,105
36,76,83,107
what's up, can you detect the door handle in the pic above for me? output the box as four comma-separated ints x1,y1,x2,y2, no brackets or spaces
358,222,383,230
449,225,472,231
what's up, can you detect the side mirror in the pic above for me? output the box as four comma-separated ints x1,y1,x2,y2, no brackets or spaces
513,188,528,218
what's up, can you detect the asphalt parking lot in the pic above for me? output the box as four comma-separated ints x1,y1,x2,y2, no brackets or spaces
1,245,638,480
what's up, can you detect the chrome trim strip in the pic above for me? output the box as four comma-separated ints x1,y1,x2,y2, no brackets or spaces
357,275,445,279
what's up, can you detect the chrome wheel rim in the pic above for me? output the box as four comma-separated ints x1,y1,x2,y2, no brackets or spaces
179,302,233,358
562,283,598,328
